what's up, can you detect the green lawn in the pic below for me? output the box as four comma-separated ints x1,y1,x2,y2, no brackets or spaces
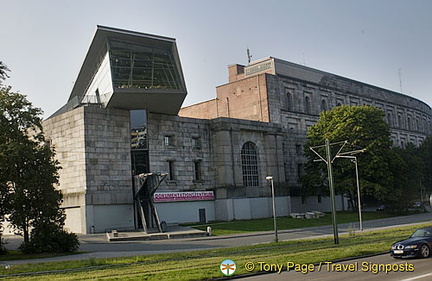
0,223,429,280
186,211,398,235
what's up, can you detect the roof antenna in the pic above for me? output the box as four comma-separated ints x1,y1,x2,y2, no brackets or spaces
247,48,252,64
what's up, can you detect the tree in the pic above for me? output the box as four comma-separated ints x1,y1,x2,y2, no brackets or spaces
302,105,406,210
0,61,10,253
418,136,432,196
0,61,9,82
0,62,78,252
393,143,424,207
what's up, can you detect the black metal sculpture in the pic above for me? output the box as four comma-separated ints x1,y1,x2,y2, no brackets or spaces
133,172,167,233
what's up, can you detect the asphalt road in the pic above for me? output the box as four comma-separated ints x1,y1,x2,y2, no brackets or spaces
1,212,431,266
239,253,432,281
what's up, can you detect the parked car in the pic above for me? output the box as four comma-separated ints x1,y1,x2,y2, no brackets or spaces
390,227,432,258
376,204,386,211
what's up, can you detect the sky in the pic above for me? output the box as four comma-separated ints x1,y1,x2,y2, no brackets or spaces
1,0,431,118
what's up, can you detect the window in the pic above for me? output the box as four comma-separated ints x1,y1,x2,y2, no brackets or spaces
295,144,303,155
109,40,182,90
194,160,202,181
167,160,175,180
297,163,304,182
387,112,393,127
131,110,147,150
130,110,148,175
241,142,259,187
192,136,201,149
305,96,311,114
321,99,327,111
286,92,293,111
164,136,173,146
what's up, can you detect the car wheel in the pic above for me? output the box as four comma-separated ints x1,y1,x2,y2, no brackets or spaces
419,244,430,258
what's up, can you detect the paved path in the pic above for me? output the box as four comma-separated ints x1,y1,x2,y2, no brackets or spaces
1,212,431,265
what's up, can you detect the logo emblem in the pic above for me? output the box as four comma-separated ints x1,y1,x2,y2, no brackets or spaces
220,259,236,276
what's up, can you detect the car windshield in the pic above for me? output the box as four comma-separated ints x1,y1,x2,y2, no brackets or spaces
411,229,432,238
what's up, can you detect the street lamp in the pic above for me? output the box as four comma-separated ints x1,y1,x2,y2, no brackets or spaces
266,176,278,243
337,155,363,231
310,141,365,244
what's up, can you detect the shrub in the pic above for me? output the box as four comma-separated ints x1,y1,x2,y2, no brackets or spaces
19,224,79,254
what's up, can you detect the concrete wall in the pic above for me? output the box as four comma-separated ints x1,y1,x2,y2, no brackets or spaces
290,195,348,213
89,204,134,233
214,196,291,221
155,201,215,224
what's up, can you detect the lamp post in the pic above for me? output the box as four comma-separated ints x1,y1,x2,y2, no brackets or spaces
266,176,278,243
352,157,363,231
310,140,365,244
336,155,363,231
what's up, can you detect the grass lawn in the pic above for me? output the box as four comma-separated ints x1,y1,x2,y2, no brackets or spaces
1,222,429,281
186,211,399,235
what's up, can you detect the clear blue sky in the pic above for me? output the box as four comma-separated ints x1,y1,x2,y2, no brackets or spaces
1,0,431,118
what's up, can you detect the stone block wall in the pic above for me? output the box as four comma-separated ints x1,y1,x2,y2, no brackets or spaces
147,113,215,192
44,105,134,233
43,107,87,233
266,70,432,147
209,117,286,199
83,106,132,204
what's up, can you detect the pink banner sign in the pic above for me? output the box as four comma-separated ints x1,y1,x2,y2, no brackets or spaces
154,191,214,202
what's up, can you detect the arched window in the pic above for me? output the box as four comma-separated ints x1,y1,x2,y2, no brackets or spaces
387,112,393,127
305,96,311,114
321,99,327,111
287,92,293,111
241,142,259,187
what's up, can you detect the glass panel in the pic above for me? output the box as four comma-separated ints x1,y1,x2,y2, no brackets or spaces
131,150,149,175
109,40,182,90
130,110,148,176
130,110,147,150
241,142,259,187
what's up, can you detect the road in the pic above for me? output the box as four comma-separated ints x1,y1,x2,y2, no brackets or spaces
1,212,431,265
239,254,432,281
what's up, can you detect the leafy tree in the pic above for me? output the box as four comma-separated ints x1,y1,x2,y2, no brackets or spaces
393,143,424,207
0,61,9,82
0,62,79,252
302,105,406,210
0,61,10,253
418,136,432,196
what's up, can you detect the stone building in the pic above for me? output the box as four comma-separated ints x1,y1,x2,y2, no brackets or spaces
44,26,432,234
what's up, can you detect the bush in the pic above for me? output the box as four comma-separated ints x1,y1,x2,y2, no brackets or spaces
19,224,79,254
